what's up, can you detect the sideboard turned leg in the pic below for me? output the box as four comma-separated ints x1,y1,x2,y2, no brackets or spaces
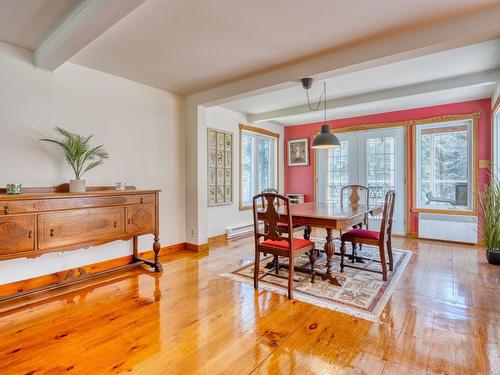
153,236,163,272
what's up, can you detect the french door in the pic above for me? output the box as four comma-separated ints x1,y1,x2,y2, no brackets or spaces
316,127,406,234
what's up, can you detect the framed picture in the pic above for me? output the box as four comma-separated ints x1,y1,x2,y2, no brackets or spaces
207,128,233,206
288,138,309,166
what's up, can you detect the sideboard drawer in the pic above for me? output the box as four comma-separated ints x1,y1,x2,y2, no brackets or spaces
0,216,35,255
0,194,156,215
127,204,156,235
38,207,125,251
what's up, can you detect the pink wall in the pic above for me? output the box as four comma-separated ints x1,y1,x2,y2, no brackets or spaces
284,99,492,234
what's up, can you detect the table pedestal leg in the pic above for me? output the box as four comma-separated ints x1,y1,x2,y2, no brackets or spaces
321,228,341,286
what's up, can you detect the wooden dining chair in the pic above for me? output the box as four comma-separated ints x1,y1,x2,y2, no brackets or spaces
339,185,369,259
340,190,395,281
252,192,317,299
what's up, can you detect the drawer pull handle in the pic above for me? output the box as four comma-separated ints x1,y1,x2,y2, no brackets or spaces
3,206,8,215
50,229,55,237
128,218,131,225
140,197,144,204
114,221,118,228
28,230,32,239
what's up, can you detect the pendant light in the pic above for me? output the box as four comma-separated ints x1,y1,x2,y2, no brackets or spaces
301,78,340,149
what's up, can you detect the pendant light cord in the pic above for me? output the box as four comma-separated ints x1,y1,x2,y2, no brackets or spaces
305,81,326,112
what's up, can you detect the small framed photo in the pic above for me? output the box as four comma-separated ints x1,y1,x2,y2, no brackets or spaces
288,138,309,166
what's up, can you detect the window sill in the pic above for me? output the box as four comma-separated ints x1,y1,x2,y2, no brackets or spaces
411,207,477,216
239,205,253,211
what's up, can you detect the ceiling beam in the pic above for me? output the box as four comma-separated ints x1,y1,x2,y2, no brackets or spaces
247,70,500,122
189,4,500,107
35,0,145,70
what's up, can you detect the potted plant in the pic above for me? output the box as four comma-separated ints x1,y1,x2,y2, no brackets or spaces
41,127,109,193
477,175,500,265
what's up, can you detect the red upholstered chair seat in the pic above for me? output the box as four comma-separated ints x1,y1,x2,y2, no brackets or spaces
262,238,314,250
341,229,380,241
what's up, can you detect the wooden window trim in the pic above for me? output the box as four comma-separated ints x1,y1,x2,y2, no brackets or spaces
239,124,280,210
410,113,479,216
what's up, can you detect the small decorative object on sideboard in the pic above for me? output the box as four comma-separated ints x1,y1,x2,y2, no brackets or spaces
5,184,22,195
476,176,500,265
286,193,305,204
115,182,126,191
40,127,109,193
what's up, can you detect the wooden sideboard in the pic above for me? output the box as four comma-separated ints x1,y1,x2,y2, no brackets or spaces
0,185,162,300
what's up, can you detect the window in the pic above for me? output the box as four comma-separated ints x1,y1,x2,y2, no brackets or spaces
239,124,279,208
366,136,395,205
414,118,475,212
326,140,349,202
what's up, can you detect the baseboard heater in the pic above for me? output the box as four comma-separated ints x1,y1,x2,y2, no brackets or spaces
418,213,478,244
226,223,262,240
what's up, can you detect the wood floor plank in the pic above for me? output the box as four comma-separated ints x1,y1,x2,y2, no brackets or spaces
0,236,498,374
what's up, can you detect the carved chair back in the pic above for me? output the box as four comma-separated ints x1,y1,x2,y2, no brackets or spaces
340,185,369,206
252,193,294,252
378,190,396,243
260,188,280,207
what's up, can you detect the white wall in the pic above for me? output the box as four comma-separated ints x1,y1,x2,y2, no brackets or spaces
206,106,284,237
0,42,186,284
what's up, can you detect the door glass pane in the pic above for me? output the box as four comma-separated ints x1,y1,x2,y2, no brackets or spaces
366,137,395,205
241,133,255,206
327,141,349,202
257,137,271,192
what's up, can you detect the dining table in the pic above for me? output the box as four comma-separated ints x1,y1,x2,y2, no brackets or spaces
258,201,384,286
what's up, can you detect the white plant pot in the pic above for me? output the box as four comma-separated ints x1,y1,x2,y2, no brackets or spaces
69,179,86,193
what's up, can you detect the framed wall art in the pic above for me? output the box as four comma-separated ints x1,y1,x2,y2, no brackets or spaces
208,128,233,206
288,138,309,166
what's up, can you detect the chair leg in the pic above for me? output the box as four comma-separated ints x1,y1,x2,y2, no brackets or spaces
387,237,394,272
340,240,346,273
254,250,260,290
351,241,357,263
273,255,280,275
379,243,388,281
288,256,295,299
309,249,317,283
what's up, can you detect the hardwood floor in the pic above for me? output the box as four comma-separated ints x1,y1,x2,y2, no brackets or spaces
0,234,499,374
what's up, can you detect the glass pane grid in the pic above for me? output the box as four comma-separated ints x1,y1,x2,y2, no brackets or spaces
366,137,395,215
327,141,349,202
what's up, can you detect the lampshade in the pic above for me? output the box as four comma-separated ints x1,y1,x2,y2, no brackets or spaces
311,124,341,149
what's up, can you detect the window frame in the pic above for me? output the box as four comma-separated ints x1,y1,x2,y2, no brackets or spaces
239,124,280,210
493,98,500,180
411,113,479,216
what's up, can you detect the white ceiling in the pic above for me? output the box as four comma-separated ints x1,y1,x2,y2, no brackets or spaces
274,85,496,125
222,39,500,125
69,0,499,95
0,0,81,50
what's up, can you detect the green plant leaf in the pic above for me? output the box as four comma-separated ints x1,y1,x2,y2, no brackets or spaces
40,127,109,180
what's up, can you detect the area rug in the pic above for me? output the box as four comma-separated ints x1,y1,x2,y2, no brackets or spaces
220,239,412,322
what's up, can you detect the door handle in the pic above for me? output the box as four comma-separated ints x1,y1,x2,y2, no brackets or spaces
50,229,55,237
28,230,32,239
114,221,118,228
140,197,144,204
3,206,8,215
128,218,131,225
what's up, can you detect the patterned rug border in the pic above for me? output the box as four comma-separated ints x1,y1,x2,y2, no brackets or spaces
220,245,412,323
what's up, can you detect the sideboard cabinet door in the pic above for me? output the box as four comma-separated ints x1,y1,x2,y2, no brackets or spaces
38,207,125,251
126,204,156,235
0,216,35,256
